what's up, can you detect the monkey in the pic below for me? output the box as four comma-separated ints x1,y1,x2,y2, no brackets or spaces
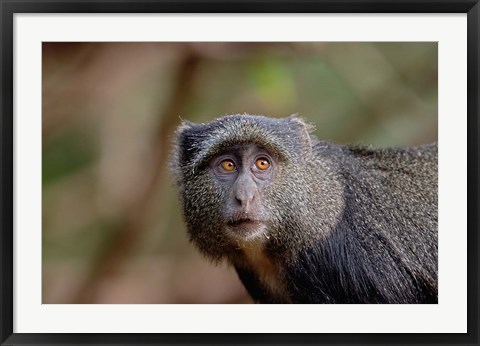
170,114,438,304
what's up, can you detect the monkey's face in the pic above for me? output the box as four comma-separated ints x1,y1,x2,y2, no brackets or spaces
208,144,274,241
172,114,316,260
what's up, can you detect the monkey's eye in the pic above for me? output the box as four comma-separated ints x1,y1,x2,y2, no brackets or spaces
255,158,271,170
221,159,237,172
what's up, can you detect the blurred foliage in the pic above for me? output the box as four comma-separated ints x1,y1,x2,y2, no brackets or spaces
42,42,437,304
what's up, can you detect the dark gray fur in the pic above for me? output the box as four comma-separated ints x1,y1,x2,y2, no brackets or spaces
171,114,438,304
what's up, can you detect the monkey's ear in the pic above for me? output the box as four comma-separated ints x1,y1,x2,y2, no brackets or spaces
170,118,198,177
174,118,200,144
286,114,314,158
287,113,315,132
176,118,195,132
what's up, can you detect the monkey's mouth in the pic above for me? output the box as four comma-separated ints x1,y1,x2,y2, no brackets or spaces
226,218,266,235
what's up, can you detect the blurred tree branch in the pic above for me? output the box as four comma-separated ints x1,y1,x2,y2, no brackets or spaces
73,49,201,303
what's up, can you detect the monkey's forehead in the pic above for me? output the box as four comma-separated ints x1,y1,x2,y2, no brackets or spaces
175,114,313,170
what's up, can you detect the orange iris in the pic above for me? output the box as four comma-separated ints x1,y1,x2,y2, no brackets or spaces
221,160,236,171
256,158,270,170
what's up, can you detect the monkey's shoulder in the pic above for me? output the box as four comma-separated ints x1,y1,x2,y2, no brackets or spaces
309,141,437,188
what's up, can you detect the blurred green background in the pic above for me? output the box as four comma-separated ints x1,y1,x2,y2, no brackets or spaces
42,42,437,304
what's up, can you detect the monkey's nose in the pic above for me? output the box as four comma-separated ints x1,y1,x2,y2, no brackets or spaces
234,175,257,208
235,192,254,208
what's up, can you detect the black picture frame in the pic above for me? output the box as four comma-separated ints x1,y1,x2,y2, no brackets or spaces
1,1,479,345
